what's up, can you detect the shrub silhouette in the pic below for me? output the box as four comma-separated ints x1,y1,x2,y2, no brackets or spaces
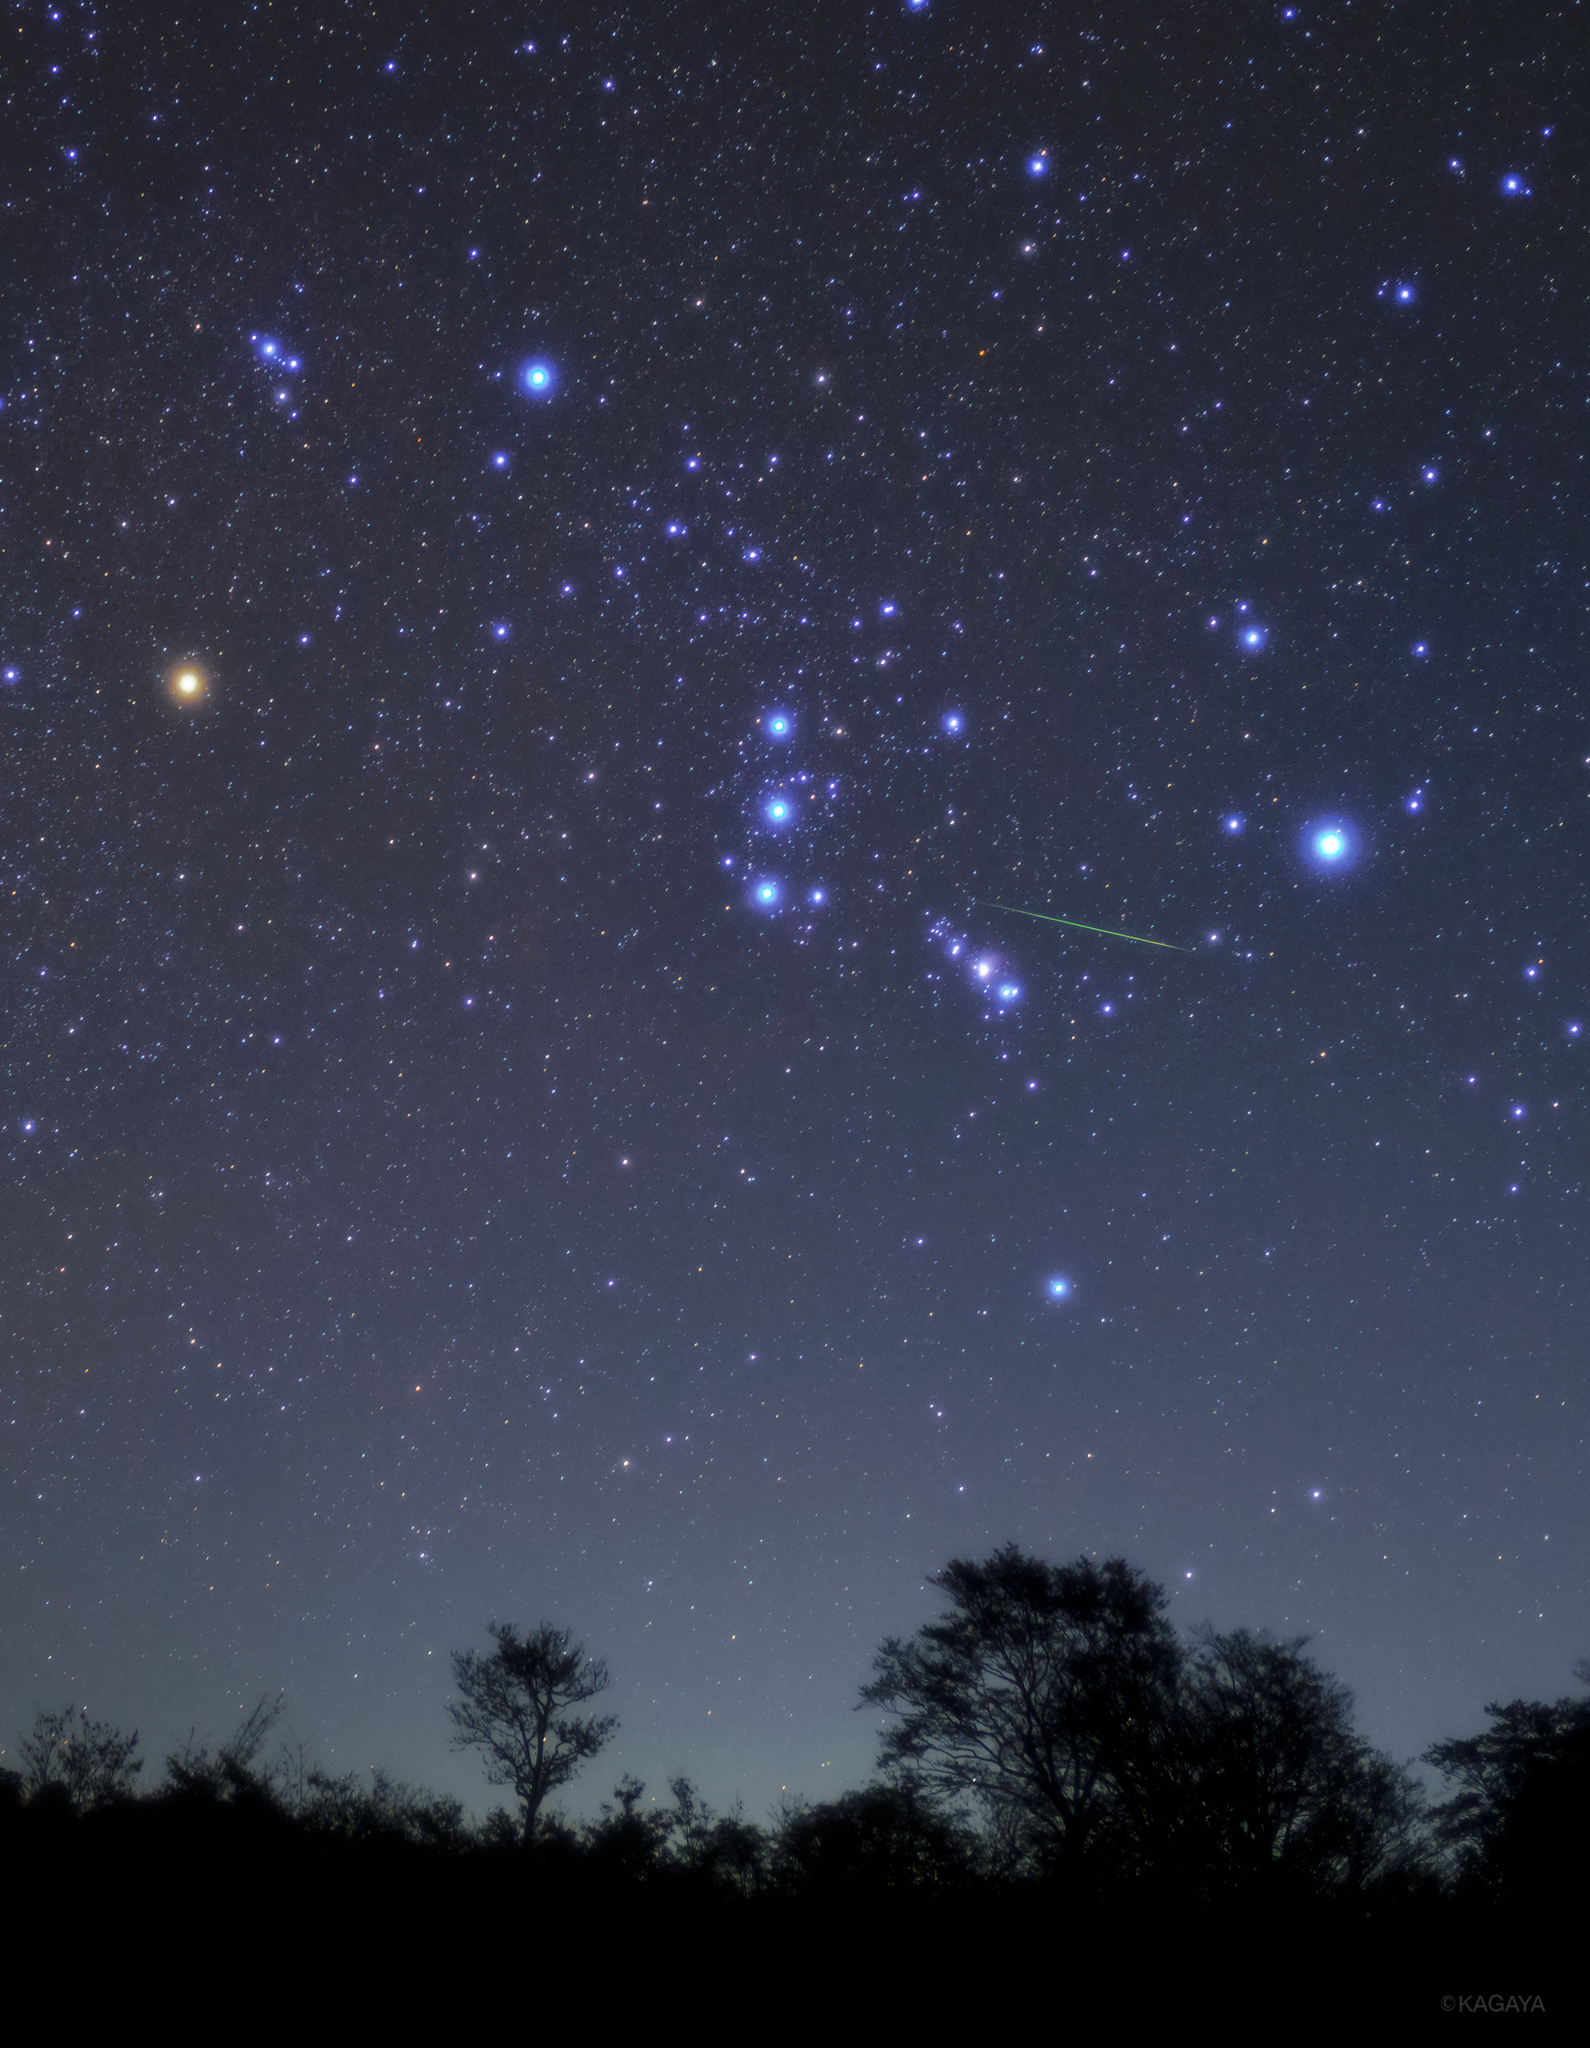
17,1707,143,1811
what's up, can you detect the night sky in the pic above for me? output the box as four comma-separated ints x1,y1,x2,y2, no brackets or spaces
4,1,1587,1815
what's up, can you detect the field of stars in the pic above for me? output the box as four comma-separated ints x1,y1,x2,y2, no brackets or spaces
2,1,1586,1809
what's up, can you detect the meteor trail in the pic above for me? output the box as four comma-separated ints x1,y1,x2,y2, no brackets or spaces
976,901,1184,951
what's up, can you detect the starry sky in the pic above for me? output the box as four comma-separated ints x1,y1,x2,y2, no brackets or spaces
4,0,1587,1811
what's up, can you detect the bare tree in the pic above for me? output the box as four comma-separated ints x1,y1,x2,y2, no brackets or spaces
447,1622,616,1845
18,1706,142,1809
165,1693,287,1802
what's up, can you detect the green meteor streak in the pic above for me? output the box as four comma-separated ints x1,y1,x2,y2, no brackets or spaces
976,901,1184,951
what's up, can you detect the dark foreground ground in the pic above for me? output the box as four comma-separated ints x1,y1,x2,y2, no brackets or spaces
4,1796,1570,2024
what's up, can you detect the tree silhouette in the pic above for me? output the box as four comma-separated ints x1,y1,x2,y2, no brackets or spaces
447,1622,616,1845
1426,1661,1590,1906
17,1706,142,1810
860,1545,1181,1874
667,1776,769,1893
1177,1627,1420,1896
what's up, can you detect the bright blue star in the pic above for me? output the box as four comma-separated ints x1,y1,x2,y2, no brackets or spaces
1223,813,1244,834
1422,465,1439,483
764,711,793,739
519,358,557,398
1405,790,1424,813
1304,819,1358,870
763,793,793,827
752,877,782,909
1027,152,1049,178
1395,283,1416,303
996,982,1021,1005
1500,172,1530,196
1568,1022,1582,1039
1240,624,1268,651
492,623,510,640
492,452,510,470
942,711,964,734
808,887,827,906
1411,640,1428,657
1046,1275,1071,1300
